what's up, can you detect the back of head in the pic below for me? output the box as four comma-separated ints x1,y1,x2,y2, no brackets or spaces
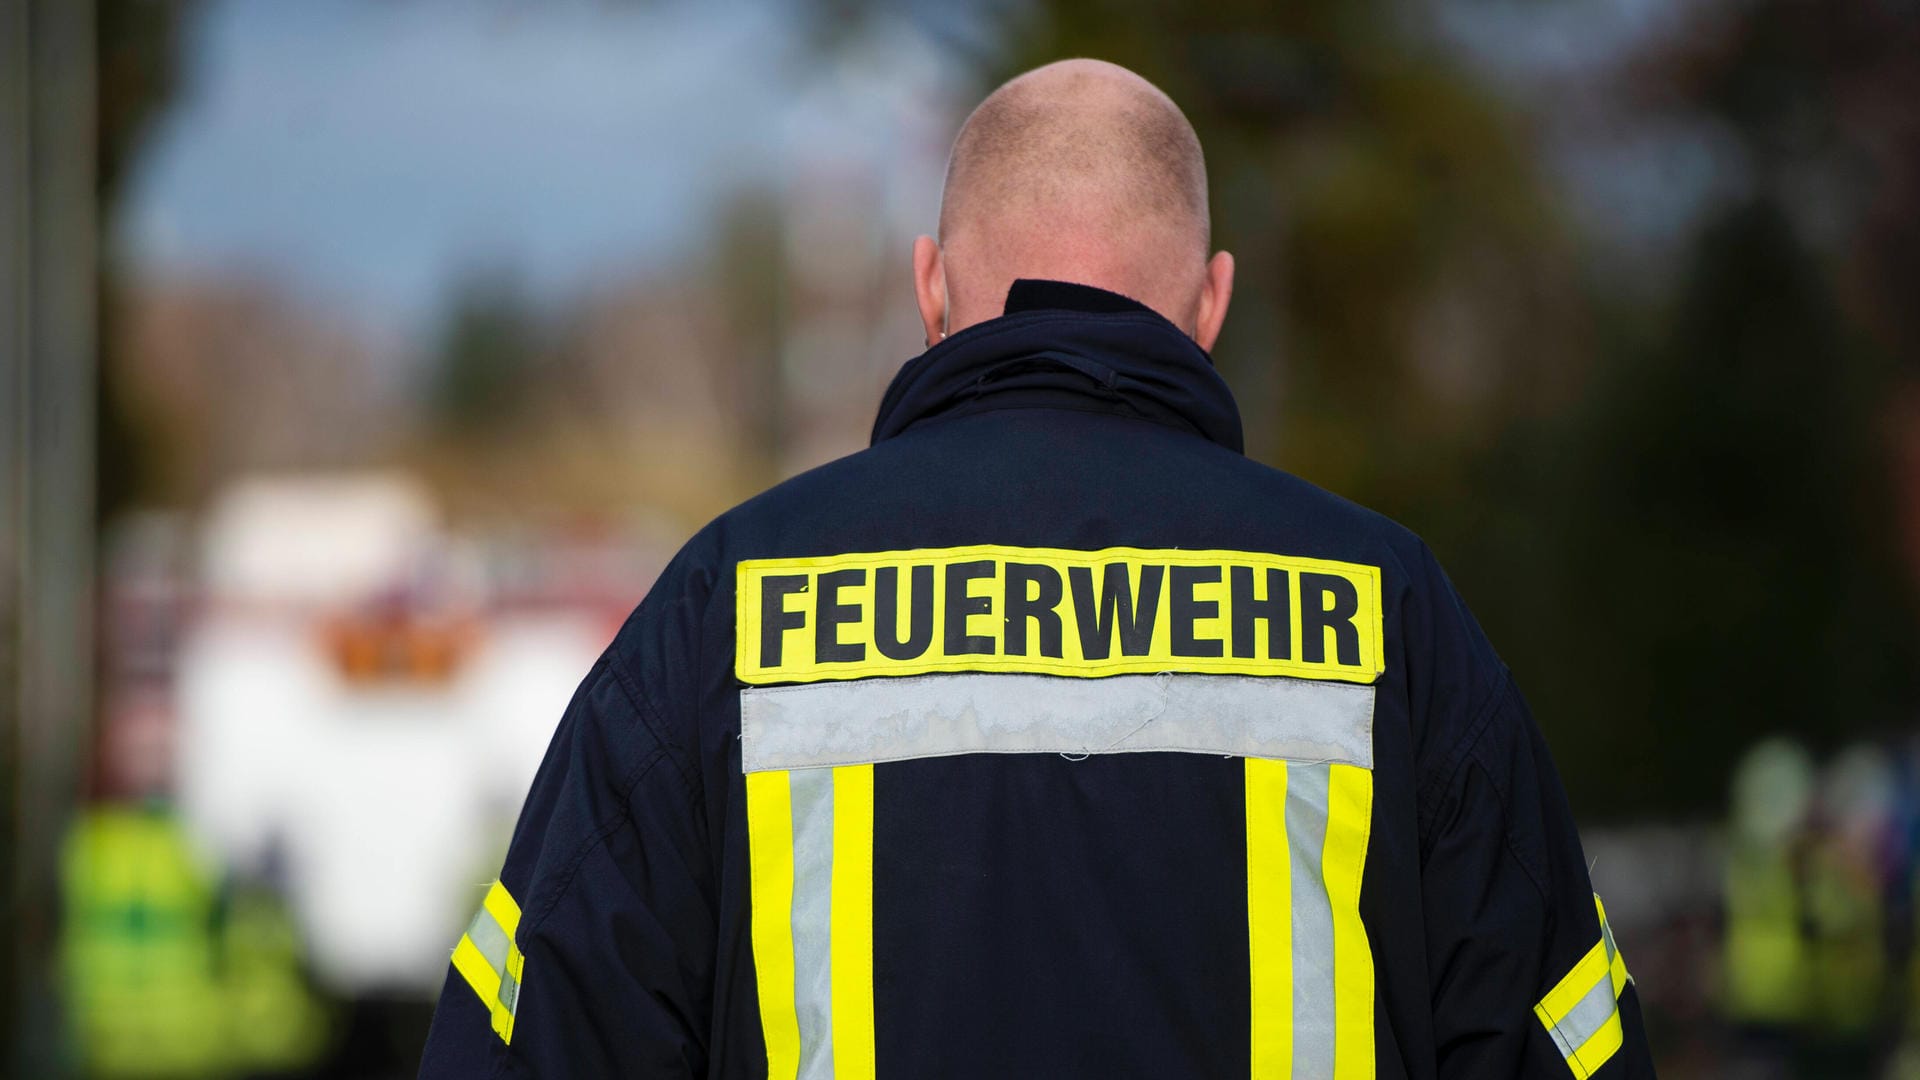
915,59,1232,346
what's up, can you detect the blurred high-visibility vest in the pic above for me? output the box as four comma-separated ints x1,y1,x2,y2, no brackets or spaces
1723,841,1811,1026
1804,843,1886,1034
60,804,327,1078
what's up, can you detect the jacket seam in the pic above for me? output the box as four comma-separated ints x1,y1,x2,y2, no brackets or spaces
605,647,703,814
1467,732,1554,905
490,744,670,1078
521,743,672,940
1415,671,1509,852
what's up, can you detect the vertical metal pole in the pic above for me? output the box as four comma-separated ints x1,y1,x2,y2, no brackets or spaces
0,0,31,1064
2,0,98,1074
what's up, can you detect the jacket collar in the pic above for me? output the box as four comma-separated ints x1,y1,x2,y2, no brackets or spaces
870,280,1244,453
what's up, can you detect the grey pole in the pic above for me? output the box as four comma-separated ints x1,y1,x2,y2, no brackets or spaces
2,0,99,1074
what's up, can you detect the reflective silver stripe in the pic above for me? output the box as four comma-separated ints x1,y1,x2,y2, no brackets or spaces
789,768,837,1079
465,904,511,972
465,902,521,1020
740,672,1375,773
498,964,520,1016
1546,974,1618,1060
1287,761,1337,1077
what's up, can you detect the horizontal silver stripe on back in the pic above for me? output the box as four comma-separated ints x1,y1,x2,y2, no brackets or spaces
740,671,1375,774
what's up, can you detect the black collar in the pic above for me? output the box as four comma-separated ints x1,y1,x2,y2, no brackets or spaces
871,279,1243,452
1001,278,1154,317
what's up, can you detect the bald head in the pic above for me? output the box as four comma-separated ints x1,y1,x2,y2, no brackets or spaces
913,60,1233,349
941,60,1209,252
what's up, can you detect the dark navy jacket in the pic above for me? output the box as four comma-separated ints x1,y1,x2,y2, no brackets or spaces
418,280,1656,1079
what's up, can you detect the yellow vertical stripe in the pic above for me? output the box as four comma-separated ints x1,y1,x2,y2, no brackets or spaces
831,764,877,1080
1598,895,1631,997
1534,940,1611,1026
747,769,801,1080
451,935,501,1007
483,879,522,938
1325,763,1375,1080
1246,758,1294,1079
1567,1012,1624,1079
451,879,524,1045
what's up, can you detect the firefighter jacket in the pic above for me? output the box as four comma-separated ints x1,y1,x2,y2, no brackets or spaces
418,279,1657,1079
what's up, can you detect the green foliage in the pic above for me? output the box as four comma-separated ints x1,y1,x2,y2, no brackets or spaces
713,189,789,468
97,0,202,521
429,270,546,434
1490,202,1912,816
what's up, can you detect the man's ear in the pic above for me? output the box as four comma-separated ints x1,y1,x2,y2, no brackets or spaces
1193,249,1234,352
913,235,948,347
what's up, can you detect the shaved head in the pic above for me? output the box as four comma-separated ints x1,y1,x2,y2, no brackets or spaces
940,60,1209,252
913,59,1233,349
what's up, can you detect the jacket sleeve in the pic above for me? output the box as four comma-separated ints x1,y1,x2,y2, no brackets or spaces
1418,674,1657,1079
417,633,714,1076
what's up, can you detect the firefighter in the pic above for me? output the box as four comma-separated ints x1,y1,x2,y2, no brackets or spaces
1721,738,1815,1069
418,58,1655,1078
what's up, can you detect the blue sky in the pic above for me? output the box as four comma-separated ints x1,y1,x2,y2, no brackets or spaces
125,0,976,338
125,0,1720,339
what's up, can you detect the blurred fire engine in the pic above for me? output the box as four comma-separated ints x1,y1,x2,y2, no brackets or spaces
171,474,663,999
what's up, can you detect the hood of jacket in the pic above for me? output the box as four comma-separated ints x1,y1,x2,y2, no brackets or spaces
870,279,1245,454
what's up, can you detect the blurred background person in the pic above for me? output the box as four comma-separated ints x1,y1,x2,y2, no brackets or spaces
1721,738,1816,1077
1803,745,1898,1068
60,520,328,1079
4,0,1917,1077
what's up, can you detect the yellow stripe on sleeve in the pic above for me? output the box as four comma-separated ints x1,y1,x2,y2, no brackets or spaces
1535,894,1632,1076
449,878,526,1045
451,933,502,1011
1598,895,1631,997
1566,1011,1625,1080
483,879,522,939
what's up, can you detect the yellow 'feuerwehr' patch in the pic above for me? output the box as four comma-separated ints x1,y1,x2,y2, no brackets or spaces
735,545,1384,685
